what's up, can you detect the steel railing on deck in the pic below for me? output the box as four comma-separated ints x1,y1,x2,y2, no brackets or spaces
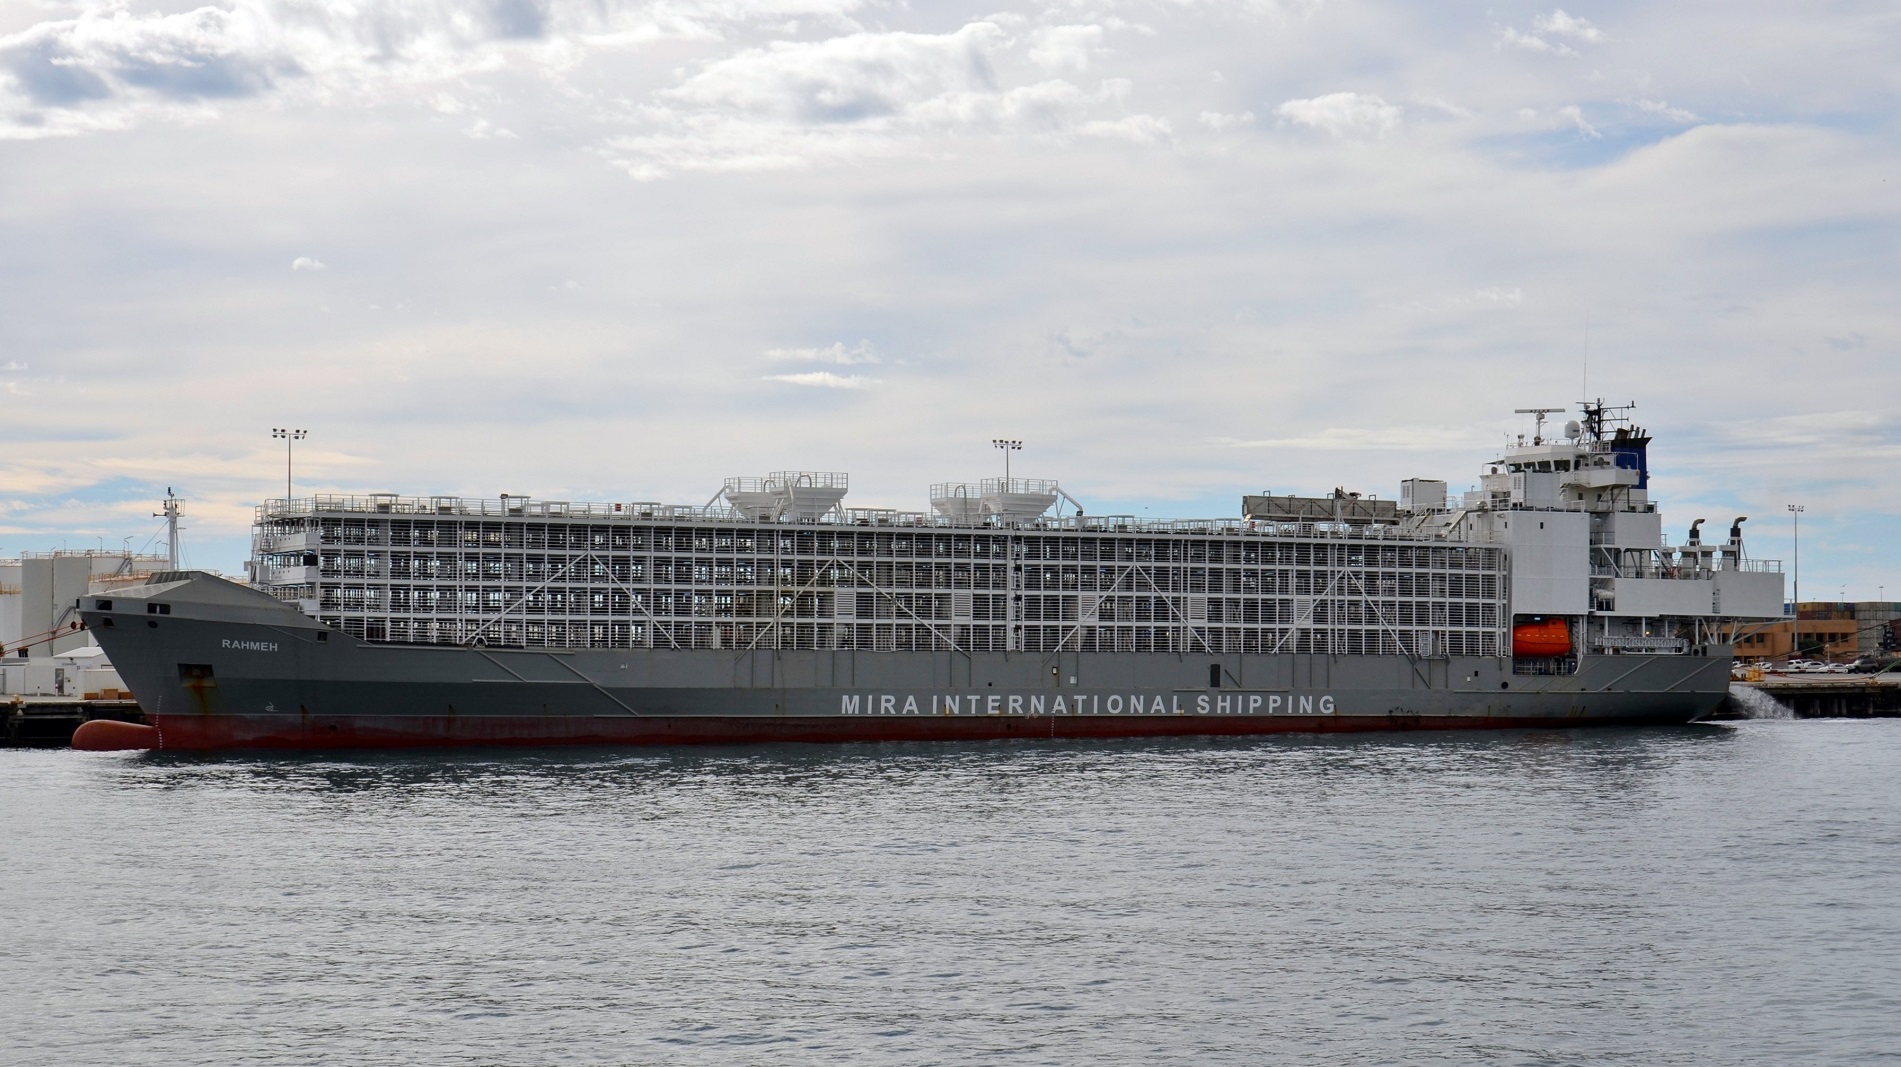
255,496,1496,543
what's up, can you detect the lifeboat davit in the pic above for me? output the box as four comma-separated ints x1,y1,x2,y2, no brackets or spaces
1511,618,1572,658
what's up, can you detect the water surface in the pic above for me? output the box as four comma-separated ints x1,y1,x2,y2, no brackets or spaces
5,722,1899,1065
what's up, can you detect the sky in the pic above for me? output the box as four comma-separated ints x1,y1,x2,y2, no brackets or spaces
0,0,1897,599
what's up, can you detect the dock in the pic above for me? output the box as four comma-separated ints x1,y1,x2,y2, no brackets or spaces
0,697,148,748
1728,674,1901,718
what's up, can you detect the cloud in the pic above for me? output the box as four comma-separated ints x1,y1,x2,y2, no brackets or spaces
657,22,1010,124
1708,410,1895,453
1408,95,1471,119
1211,426,1489,451
1027,24,1106,73
1079,112,1171,143
1275,92,1400,138
603,22,1169,175
765,340,880,364
1495,27,1578,57
1471,286,1523,306
0,5,1167,171
467,118,517,139
762,371,879,389
1387,287,1526,313
1496,10,1601,57
0,7,295,110
0,0,874,139
291,256,326,271
1534,10,1606,43
1558,104,1601,138
1637,99,1698,123
1198,110,1254,130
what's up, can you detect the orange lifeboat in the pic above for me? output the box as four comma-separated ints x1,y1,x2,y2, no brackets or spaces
1511,618,1572,658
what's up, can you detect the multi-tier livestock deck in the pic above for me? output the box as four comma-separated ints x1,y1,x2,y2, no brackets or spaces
245,497,1508,661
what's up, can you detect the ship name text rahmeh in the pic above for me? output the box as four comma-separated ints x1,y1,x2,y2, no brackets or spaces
221,638,280,652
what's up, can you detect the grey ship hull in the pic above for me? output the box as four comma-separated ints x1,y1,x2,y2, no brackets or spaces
82,576,1730,751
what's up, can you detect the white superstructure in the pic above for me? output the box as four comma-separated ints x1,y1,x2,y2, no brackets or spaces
1411,401,1784,657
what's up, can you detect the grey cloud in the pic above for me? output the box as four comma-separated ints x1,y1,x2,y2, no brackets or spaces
0,8,296,112
661,23,1005,124
115,52,294,101
490,0,550,40
0,0,911,138
0,3,1170,175
5,37,113,106
611,21,1168,175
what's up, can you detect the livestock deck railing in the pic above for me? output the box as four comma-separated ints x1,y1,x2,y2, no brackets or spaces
256,496,1474,541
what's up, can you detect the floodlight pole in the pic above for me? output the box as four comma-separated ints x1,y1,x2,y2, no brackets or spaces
273,428,308,504
993,438,1022,487
1787,504,1804,659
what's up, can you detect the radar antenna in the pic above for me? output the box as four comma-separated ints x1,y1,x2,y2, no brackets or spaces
1513,407,1566,446
1577,399,1641,443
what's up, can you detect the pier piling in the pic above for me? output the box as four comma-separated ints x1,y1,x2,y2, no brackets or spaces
0,697,148,748
1723,676,1901,719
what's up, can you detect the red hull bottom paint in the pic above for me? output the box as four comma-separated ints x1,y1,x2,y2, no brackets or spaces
71,719,163,751
143,711,1698,751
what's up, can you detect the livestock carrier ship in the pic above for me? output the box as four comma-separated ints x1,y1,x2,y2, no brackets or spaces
75,401,1786,751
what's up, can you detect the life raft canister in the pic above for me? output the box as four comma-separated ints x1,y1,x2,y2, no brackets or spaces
1511,618,1572,658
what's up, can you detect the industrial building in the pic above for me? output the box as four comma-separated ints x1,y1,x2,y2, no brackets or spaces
0,550,169,696
1731,601,1901,663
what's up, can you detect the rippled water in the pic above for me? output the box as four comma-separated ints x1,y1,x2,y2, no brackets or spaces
5,722,1900,1066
